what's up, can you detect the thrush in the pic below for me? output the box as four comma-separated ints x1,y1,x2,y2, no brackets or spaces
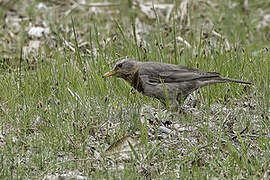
103,58,251,107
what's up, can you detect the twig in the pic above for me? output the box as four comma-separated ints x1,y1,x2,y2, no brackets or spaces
231,126,249,140
67,87,83,105
71,0,120,7
62,37,75,52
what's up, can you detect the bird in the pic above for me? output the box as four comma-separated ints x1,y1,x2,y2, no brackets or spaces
103,58,252,109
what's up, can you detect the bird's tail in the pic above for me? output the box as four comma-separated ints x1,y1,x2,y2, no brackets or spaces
221,78,252,85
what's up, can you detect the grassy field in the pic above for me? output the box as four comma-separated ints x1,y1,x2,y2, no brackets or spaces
0,0,269,179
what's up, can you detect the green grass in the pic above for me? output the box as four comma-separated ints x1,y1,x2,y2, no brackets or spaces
0,0,269,179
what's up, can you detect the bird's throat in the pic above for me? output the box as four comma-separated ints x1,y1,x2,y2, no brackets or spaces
131,71,144,93
123,72,136,84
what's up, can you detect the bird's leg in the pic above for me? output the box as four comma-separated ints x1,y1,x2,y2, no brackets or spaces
159,98,180,112
176,94,187,106
169,99,180,112
159,93,186,112
176,94,188,114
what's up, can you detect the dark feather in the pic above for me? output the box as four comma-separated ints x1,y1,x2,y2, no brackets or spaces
104,59,252,108
138,62,221,84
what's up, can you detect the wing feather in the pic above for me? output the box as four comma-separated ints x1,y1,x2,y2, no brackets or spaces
138,62,220,84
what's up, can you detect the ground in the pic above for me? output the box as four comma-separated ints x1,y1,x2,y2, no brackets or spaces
0,0,269,179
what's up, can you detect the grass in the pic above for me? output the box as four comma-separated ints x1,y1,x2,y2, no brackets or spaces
0,0,269,179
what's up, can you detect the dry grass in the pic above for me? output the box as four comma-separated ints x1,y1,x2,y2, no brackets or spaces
0,0,269,179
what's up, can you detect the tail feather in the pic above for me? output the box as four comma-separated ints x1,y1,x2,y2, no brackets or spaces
198,76,252,86
222,78,252,85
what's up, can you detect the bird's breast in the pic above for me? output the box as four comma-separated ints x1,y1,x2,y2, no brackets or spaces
130,72,144,93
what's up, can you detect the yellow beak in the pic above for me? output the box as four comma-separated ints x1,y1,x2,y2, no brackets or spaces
103,70,117,77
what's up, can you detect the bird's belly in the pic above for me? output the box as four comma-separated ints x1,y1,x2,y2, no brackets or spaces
143,83,182,101
143,81,200,100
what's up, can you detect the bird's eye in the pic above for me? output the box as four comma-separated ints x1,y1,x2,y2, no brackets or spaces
117,63,123,68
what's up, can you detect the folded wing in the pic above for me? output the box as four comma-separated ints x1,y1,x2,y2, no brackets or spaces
139,62,220,84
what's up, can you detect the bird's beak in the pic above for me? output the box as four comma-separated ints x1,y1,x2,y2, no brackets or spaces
103,70,117,77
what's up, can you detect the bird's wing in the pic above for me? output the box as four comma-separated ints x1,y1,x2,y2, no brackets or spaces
155,70,220,83
139,63,220,84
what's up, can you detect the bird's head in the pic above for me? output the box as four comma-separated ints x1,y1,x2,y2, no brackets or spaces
103,59,139,79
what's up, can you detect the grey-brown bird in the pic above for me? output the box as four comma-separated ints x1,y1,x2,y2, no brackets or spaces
103,58,251,108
